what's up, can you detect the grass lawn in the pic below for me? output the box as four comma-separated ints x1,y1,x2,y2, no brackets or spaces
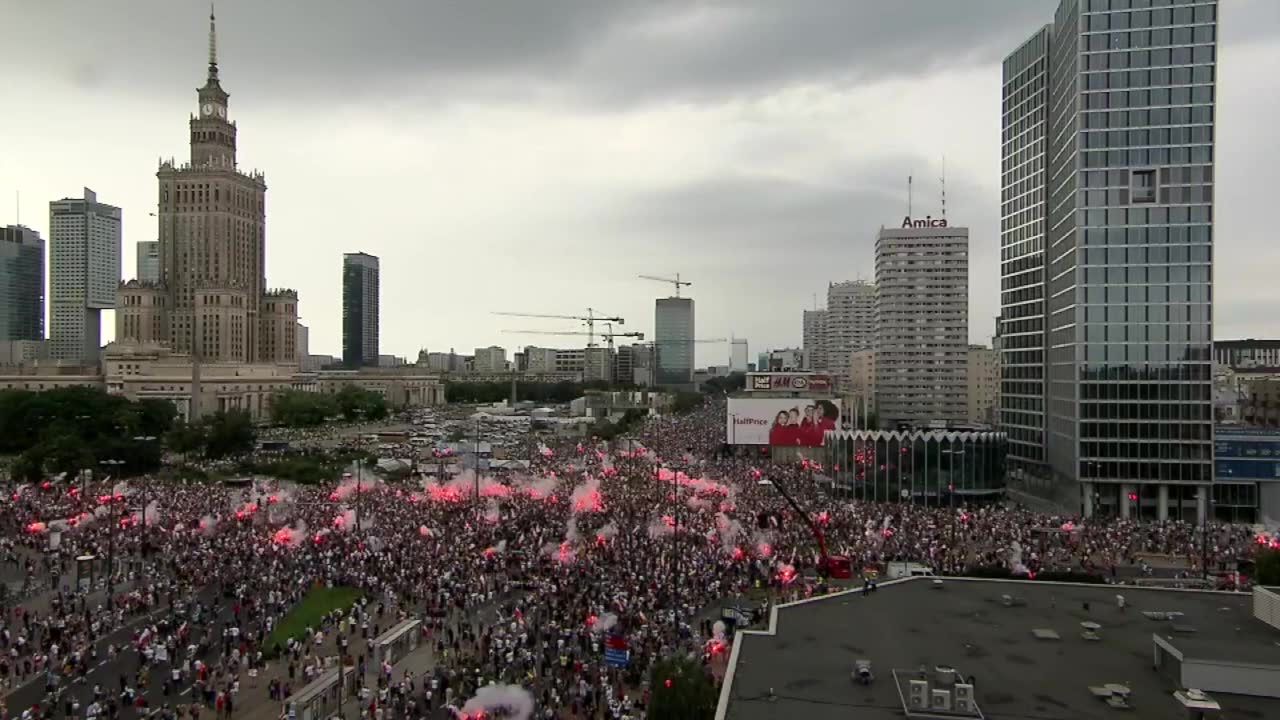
264,585,362,656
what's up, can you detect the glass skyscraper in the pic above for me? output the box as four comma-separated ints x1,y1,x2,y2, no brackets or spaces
0,225,45,342
1001,0,1218,521
655,297,694,388
342,252,380,368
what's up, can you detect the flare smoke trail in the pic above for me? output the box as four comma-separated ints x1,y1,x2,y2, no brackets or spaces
331,473,382,501
591,612,618,634
570,475,604,514
131,500,160,526
714,513,744,554
457,683,535,720
647,515,678,539
334,509,356,531
518,476,558,501
273,521,308,547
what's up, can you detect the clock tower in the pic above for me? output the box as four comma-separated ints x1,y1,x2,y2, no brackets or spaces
191,8,235,168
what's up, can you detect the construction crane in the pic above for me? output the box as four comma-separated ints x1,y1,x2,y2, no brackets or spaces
639,273,692,298
492,308,624,348
503,326,645,384
502,328,645,355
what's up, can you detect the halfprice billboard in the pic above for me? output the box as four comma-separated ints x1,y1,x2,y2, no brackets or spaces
747,373,833,392
727,398,842,447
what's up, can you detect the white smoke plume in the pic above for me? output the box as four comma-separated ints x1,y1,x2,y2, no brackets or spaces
714,513,744,554
458,683,535,720
592,612,619,634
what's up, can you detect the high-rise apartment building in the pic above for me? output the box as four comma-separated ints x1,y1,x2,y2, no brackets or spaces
115,10,298,366
342,252,380,367
825,281,876,388
0,225,45,343
136,240,160,283
968,345,1001,426
802,309,829,372
655,297,694,387
1003,0,1218,520
49,188,121,364
874,222,969,428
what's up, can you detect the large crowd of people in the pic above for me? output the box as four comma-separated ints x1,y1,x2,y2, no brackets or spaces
0,397,1269,720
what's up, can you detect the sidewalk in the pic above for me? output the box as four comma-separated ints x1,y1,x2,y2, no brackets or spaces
239,629,437,720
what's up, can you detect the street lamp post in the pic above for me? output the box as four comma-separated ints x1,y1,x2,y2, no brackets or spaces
133,436,157,558
99,458,125,609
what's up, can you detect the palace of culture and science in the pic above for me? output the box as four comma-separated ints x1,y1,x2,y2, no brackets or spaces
116,10,297,366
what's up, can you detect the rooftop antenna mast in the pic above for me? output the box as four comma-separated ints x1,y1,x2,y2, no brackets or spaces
940,155,947,219
908,174,913,217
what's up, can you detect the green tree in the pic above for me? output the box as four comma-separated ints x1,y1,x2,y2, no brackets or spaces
203,410,257,459
135,399,179,438
336,385,388,421
1257,549,1280,586
647,655,717,720
167,421,207,460
11,450,45,483
42,432,96,479
271,389,337,427
671,392,703,414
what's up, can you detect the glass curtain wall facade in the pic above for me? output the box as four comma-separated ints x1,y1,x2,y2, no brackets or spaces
655,297,694,387
826,430,1008,503
342,252,380,368
1000,27,1051,479
1004,0,1218,516
0,226,45,342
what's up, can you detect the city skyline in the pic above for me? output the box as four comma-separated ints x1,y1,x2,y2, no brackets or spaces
2,1,1277,366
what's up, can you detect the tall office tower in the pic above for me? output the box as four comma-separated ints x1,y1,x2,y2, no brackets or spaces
730,338,749,373
874,222,969,428
473,346,507,373
655,297,694,387
1003,0,1218,520
825,281,876,387
0,225,45,342
136,240,160,283
342,252,380,367
802,309,829,371
49,188,121,364
118,9,298,364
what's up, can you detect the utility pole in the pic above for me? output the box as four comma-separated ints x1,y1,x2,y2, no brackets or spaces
474,417,481,517
134,435,157,558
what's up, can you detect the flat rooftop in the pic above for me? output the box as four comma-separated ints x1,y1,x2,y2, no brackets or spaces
721,578,1280,720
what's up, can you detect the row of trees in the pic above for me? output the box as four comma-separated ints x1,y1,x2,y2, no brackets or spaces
0,387,176,481
0,387,264,482
237,447,375,485
444,380,619,405
269,387,389,427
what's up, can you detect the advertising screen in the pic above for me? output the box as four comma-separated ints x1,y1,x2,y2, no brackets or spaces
727,398,842,447
746,373,834,392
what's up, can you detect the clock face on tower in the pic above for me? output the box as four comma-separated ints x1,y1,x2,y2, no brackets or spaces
202,103,213,116
215,105,225,118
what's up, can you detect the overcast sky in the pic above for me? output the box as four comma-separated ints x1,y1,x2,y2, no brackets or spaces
3,0,1277,366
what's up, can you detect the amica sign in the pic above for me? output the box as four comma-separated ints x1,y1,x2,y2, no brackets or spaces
901,216,949,228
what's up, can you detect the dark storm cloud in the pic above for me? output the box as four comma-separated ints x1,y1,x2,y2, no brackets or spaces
612,157,995,256
11,0,1059,106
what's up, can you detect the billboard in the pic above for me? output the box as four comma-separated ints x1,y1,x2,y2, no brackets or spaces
727,397,842,447
747,373,833,392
